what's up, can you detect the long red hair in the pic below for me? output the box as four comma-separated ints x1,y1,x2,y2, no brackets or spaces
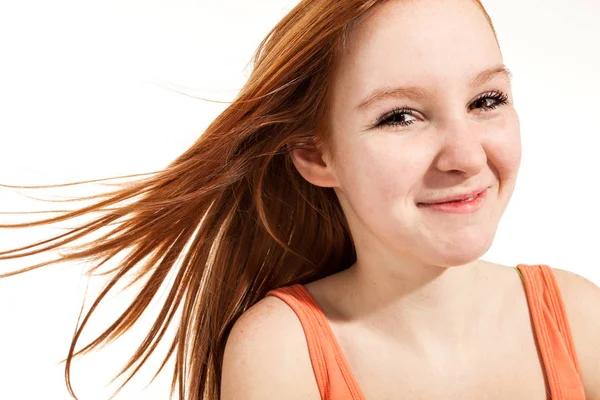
0,1,497,399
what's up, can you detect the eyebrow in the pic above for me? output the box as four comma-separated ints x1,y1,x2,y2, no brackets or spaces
355,65,513,112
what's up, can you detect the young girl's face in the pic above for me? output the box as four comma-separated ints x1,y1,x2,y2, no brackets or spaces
322,0,522,268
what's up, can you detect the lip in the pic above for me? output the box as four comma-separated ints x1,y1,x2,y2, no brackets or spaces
418,188,488,214
419,187,489,205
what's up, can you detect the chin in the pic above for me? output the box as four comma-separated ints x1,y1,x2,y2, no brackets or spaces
429,248,492,269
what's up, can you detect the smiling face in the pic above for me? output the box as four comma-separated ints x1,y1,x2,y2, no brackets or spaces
293,0,522,270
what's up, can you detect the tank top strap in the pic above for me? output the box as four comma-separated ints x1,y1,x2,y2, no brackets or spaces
516,264,586,400
266,284,364,400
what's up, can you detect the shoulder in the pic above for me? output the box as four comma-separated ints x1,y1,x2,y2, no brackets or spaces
220,295,321,400
551,267,600,400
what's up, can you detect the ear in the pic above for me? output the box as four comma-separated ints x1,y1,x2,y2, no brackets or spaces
288,143,339,188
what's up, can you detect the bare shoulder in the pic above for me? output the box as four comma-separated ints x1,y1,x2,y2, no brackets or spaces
220,295,320,400
551,267,600,400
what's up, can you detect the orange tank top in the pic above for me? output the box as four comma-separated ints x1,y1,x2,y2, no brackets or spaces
265,264,585,400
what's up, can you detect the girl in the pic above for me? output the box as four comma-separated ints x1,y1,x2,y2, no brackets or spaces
2,0,599,399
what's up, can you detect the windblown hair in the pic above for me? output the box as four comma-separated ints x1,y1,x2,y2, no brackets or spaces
0,1,497,399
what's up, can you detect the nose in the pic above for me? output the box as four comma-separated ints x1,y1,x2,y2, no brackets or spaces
433,117,487,176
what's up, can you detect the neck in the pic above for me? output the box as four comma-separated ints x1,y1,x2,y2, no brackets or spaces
336,258,489,352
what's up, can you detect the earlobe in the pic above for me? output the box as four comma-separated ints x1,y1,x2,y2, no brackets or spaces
289,147,339,188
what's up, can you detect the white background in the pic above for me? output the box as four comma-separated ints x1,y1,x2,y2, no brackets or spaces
0,0,599,399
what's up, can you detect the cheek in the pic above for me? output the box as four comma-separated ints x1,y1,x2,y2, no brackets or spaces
335,137,426,214
489,113,522,177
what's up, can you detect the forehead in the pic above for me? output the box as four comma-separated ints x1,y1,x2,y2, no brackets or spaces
333,0,502,98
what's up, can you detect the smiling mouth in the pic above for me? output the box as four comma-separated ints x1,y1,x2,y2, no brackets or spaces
416,188,488,213
418,187,489,206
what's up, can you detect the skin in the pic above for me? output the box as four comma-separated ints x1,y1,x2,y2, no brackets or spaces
292,0,521,349
221,0,600,398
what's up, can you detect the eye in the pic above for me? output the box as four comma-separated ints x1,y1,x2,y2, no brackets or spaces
373,90,510,130
469,90,510,111
373,107,417,130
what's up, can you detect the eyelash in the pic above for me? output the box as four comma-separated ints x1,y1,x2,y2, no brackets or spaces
373,90,510,129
